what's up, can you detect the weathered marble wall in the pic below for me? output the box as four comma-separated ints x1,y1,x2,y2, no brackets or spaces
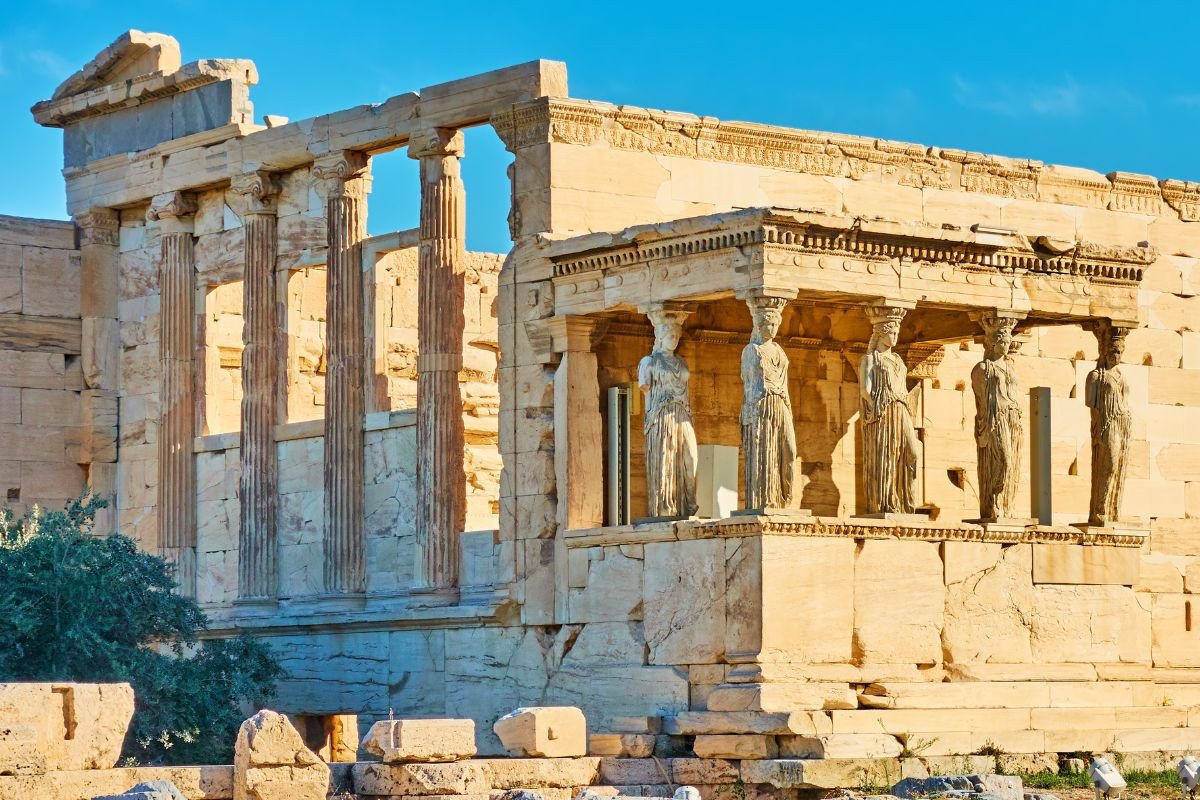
0,215,86,516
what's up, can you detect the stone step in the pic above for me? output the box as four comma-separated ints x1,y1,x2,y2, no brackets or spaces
704,682,858,712
861,680,1172,709
778,734,903,759
661,711,832,736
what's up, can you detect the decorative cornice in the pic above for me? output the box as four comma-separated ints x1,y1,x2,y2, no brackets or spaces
74,208,119,246
230,171,279,215
549,211,1154,285
1161,179,1200,222
147,191,197,221
564,514,1148,549
493,99,1200,221
33,59,258,128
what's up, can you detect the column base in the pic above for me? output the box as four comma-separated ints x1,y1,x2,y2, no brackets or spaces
408,586,461,608
852,512,930,523
232,597,279,617
733,507,813,518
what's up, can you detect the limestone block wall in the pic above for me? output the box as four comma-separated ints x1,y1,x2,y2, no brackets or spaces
0,215,86,515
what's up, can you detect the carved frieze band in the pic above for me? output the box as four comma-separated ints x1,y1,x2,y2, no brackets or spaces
550,218,1155,284
493,100,1194,220
565,517,1146,549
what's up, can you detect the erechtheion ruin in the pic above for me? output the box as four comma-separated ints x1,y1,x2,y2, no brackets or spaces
6,28,1200,776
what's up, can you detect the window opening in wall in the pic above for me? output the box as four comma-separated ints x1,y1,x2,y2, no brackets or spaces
284,266,328,423
461,125,513,254
201,281,245,435
364,147,418,238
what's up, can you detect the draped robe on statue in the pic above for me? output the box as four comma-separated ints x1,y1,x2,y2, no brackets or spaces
638,351,698,518
1087,364,1131,525
860,350,919,513
740,340,796,509
973,356,1023,519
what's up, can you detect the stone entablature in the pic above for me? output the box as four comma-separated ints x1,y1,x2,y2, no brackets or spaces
542,208,1150,325
492,98,1197,221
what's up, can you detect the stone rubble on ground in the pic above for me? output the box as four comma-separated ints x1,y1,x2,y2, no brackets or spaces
91,780,189,800
232,710,329,800
494,708,588,758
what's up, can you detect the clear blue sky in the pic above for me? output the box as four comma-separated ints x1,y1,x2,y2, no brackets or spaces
1,0,1196,253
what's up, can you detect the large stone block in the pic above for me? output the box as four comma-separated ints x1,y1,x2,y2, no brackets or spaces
661,711,831,736
0,682,134,771
363,719,476,763
1032,544,1140,585
493,707,587,758
779,733,902,759
853,540,944,665
233,710,329,800
692,734,776,759
704,682,856,712
740,758,901,790
644,539,725,665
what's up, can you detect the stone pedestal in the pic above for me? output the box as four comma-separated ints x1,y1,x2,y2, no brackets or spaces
232,172,280,602
313,153,370,595
149,192,198,595
410,129,467,592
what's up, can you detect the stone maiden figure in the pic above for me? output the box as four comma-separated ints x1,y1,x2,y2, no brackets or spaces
972,312,1023,520
1086,322,1132,525
859,306,920,514
637,307,698,518
740,295,796,510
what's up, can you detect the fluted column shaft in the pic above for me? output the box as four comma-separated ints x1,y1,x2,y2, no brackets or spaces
149,192,198,596
410,129,467,592
233,173,280,601
315,153,370,595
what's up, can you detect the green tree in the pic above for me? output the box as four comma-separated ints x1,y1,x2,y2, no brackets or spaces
0,495,281,765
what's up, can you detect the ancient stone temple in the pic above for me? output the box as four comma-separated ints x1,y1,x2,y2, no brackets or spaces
6,29,1200,762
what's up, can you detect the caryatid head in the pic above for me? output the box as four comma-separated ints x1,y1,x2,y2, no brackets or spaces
980,313,1019,361
747,296,788,344
648,307,690,355
1100,323,1129,369
867,305,908,353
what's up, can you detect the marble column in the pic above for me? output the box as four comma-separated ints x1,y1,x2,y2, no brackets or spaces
149,191,198,596
231,172,280,602
75,208,120,534
313,152,371,595
409,129,467,592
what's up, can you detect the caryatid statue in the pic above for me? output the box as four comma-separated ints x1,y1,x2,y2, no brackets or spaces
1086,321,1133,525
972,311,1024,520
637,306,698,518
859,304,920,514
740,294,797,510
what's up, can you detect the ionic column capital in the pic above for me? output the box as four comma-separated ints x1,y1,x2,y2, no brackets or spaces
737,287,798,311
147,191,197,234
970,307,1027,332
231,171,280,215
312,151,371,199
407,127,465,160
75,208,119,247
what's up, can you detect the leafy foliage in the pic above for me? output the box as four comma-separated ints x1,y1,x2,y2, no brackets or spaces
0,495,281,765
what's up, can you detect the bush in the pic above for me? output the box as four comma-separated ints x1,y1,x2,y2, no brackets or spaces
0,495,281,765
